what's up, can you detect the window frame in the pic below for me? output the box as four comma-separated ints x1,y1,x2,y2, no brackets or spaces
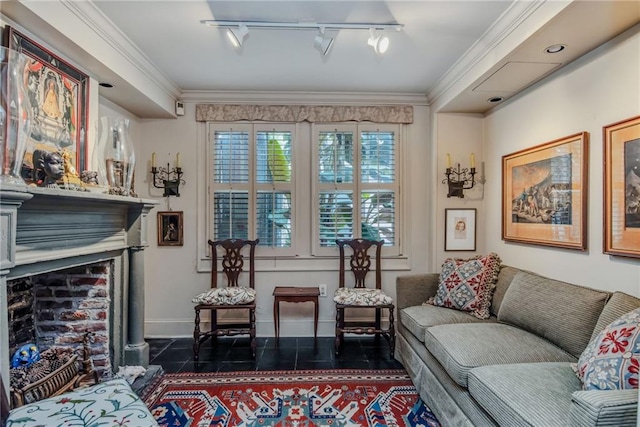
207,123,298,257
311,123,401,257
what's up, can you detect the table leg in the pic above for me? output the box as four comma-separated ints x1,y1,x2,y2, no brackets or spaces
274,297,280,344
313,298,318,340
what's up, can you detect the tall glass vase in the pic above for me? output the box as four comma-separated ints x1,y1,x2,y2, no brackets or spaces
97,117,135,196
0,47,32,186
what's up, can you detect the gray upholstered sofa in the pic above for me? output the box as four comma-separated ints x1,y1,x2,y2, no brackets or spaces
395,266,640,427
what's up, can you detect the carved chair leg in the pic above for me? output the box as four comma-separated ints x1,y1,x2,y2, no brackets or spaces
193,307,201,361
335,307,343,355
375,307,382,342
250,308,256,358
388,306,396,358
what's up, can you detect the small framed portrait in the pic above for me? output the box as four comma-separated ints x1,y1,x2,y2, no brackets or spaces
158,211,183,246
445,208,477,251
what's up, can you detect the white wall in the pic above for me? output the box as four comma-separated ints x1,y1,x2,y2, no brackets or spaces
433,113,485,268
482,26,640,296
136,102,432,338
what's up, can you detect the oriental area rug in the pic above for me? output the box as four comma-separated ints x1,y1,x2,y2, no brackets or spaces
143,369,440,427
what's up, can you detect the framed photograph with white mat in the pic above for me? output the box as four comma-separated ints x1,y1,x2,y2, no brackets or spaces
445,208,476,251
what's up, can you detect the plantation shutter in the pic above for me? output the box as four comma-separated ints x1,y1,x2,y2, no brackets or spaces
317,130,354,247
212,129,250,240
255,131,292,248
360,130,396,245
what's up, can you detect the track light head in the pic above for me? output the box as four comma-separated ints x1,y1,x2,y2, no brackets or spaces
367,29,389,54
227,24,249,48
314,28,334,56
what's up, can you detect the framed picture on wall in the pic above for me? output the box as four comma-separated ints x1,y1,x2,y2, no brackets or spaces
603,115,640,258
502,132,588,251
158,211,184,246
5,26,89,182
445,208,477,251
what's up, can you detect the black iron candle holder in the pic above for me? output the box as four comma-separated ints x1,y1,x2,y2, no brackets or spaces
151,163,185,197
442,164,476,198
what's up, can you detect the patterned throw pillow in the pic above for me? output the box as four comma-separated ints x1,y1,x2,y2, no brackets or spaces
192,287,256,305
576,307,640,390
427,253,501,319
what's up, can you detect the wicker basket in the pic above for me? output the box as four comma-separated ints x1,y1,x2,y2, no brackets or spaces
11,355,80,407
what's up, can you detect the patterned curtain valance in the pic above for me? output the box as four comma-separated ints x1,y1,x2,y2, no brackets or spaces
195,104,413,124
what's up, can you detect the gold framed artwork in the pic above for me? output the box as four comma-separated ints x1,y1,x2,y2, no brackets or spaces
502,132,588,250
158,211,184,246
445,208,477,251
5,26,89,182
603,115,640,258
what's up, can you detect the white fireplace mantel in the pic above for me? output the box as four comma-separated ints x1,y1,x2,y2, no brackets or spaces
0,183,157,404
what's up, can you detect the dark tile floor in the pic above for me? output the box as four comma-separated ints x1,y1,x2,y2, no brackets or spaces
148,336,403,373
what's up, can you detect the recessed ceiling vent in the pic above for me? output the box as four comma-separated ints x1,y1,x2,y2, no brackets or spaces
473,61,561,94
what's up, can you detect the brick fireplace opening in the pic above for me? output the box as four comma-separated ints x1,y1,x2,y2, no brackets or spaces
7,261,113,379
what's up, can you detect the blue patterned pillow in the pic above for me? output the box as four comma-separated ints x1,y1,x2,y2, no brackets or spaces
427,253,501,319
576,308,640,390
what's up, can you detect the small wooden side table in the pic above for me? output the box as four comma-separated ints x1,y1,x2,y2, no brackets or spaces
273,286,320,342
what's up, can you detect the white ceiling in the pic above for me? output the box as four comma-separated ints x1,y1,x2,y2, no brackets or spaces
91,0,512,94
3,1,639,118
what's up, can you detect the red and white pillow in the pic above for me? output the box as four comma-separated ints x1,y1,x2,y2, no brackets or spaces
427,253,501,319
576,307,640,390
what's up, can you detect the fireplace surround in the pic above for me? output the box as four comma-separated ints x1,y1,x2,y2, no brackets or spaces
0,183,156,407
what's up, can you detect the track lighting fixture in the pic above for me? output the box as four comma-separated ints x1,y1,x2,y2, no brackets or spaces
226,24,249,48
368,28,389,55
314,27,334,56
202,20,402,55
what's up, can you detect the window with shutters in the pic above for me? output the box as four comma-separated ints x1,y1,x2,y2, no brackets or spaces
209,124,295,255
313,124,399,256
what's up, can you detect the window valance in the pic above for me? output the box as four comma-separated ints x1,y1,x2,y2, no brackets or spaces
195,104,413,124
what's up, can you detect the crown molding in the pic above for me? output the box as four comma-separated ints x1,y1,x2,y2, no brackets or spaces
66,1,181,99
179,90,429,106
427,0,571,111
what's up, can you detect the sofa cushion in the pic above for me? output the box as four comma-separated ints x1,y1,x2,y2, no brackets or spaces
497,271,609,358
424,323,576,387
468,362,581,427
428,253,501,319
400,304,496,343
570,389,639,426
576,307,640,390
591,292,640,342
489,265,519,316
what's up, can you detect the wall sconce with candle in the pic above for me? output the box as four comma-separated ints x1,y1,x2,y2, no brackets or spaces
150,152,185,197
442,153,477,198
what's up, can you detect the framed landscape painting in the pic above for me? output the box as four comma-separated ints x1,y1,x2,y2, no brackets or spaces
6,26,89,183
603,115,640,258
502,132,588,250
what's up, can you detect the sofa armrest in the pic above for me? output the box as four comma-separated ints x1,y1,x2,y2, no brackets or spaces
395,274,440,310
570,389,638,427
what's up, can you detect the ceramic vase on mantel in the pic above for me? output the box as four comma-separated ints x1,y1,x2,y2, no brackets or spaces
0,46,33,187
97,117,135,196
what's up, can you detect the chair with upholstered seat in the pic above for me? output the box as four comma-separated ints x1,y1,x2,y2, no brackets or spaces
192,238,259,361
333,238,395,357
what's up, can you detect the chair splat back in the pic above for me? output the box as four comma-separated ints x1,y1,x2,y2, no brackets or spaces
209,239,258,289
337,239,383,290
